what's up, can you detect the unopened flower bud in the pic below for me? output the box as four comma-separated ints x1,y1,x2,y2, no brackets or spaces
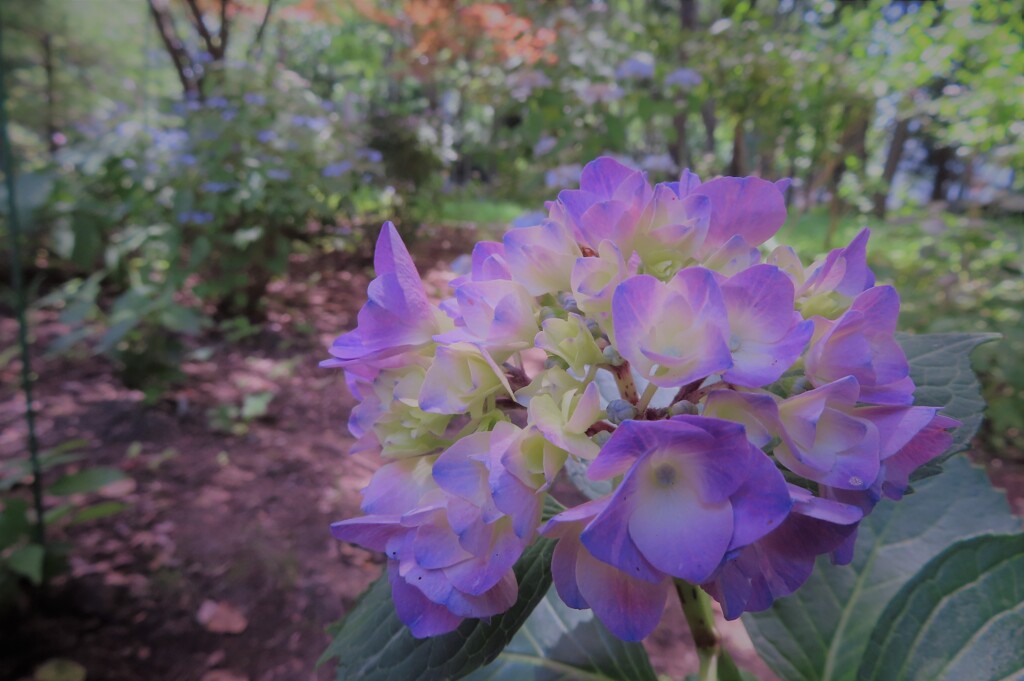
558,293,581,314
606,399,636,425
592,430,612,446
602,345,624,367
669,400,698,416
539,306,559,321
544,355,570,370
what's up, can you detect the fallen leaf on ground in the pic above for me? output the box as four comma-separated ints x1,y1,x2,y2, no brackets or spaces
196,600,248,634
194,486,232,508
200,672,248,681
99,478,137,498
34,659,87,681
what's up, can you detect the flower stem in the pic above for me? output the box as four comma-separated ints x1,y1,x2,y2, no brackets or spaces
675,581,742,681
610,361,638,403
636,381,659,415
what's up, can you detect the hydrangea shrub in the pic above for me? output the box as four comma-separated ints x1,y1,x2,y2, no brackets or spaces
321,157,1016,678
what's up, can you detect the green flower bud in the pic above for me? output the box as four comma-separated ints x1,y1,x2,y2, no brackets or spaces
606,399,636,425
602,345,625,367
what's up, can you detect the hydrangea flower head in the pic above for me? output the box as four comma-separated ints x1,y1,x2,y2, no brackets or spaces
324,158,958,639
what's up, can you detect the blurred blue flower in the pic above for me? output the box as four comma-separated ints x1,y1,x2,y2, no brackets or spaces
257,129,277,143
267,169,291,181
357,148,383,163
664,68,703,89
290,115,328,131
532,136,557,157
178,211,215,224
321,161,352,177
207,96,229,109
150,128,188,152
201,181,233,193
222,110,237,122
244,93,267,106
511,211,546,228
178,154,198,167
615,53,655,80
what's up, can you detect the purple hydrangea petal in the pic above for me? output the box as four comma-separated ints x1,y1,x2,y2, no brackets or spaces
693,176,787,254
443,570,518,618
413,522,474,569
575,547,670,642
443,521,524,595
722,265,814,386
580,156,643,196
330,515,402,553
580,477,666,584
324,223,439,366
389,560,465,637
702,486,861,619
503,220,581,296
702,390,781,449
551,533,589,609
677,168,703,196
854,405,940,459
800,228,875,299
726,448,793,549
628,459,734,582
361,458,436,515
878,414,957,500
612,269,732,387
806,286,912,405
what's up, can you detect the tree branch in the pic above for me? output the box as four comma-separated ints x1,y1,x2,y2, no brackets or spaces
147,0,198,99
217,0,231,60
249,0,276,57
183,0,218,57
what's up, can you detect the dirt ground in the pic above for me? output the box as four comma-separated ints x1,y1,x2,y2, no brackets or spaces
1,228,1020,681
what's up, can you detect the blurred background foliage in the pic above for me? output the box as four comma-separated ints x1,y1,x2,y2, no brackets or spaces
1,0,1022,454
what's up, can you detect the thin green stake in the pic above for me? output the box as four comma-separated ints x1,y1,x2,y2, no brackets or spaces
0,7,47,548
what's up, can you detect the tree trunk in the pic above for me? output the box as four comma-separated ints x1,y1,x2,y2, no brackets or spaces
669,0,699,169
148,0,232,101
728,118,745,176
670,111,691,169
930,145,954,202
700,100,716,155
784,158,797,207
248,0,277,57
872,117,911,218
41,33,57,155
758,137,777,178
147,0,200,100
680,0,698,27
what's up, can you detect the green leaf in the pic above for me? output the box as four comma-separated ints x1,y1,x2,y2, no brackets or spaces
48,467,128,496
321,537,556,681
241,391,275,420
39,439,90,467
71,501,127,525
6,543,45,585
0,499,30,549
858,533,1024,681
897,332,998,479
43,504,75,525
33,658,88,681
0,171,54,232
465,588,657,681
96,315,142,354
159,305,203,335
743,455,1022,681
